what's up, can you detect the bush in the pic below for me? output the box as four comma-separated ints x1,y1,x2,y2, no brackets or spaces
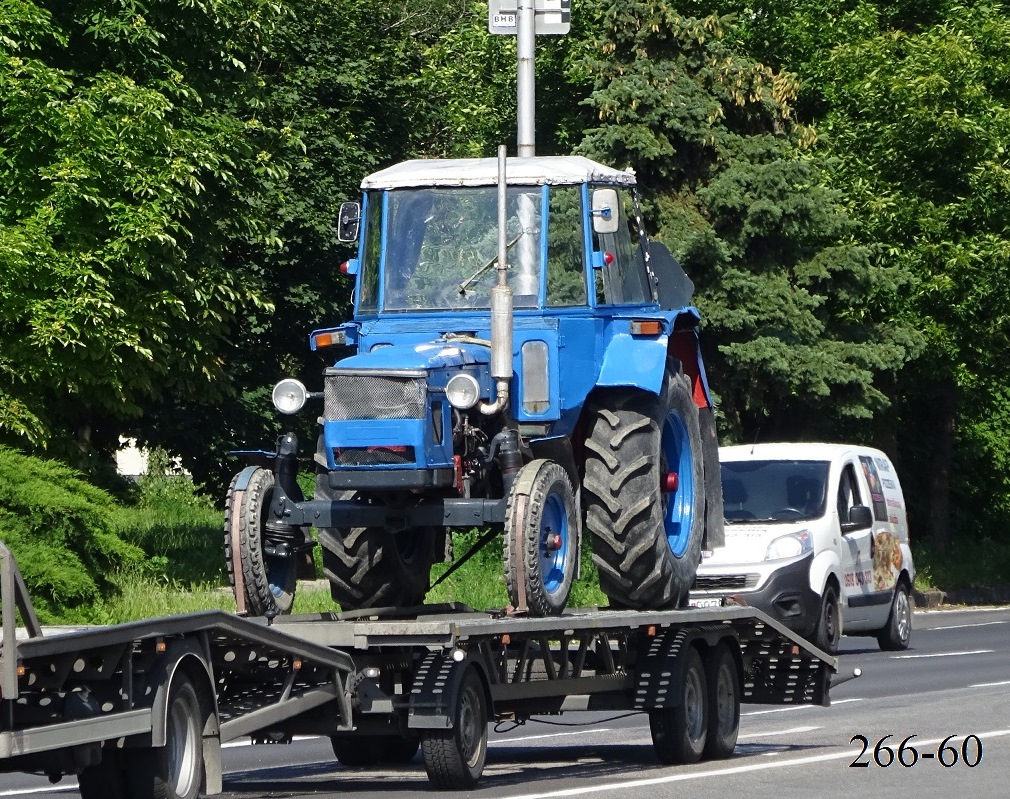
0,447,144,622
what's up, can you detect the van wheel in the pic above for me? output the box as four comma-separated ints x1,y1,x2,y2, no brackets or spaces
814,583,841,655
877,581,912,651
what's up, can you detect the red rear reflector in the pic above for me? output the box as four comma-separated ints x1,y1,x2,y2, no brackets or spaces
603,251,615,265
631,319,664,336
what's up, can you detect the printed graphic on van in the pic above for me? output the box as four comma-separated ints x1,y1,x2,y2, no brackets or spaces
859,455,888,522
873,530,902,591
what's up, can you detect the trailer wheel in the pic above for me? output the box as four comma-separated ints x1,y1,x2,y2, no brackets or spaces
78,749,127,799
649,646,707,765
421,668,488,789
224,468,297,616
876,580,912,651
504,459,578,616
315,475,436,611
704,643,740,759
330,734,420,767
584,360,705,609
126,675,206,799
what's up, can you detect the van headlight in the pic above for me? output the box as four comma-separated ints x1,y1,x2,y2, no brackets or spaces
765,530,813,561
272,378,308,414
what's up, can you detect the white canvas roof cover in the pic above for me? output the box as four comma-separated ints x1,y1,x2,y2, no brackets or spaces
361,156,637,190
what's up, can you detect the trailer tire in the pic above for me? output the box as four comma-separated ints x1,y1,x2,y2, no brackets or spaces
584,360,705,609
316,476,437,611
421,668,488,789
504,459,578,616
704,643,740,759
224,468,297,616
78,749,127,799
126,675,206,799
649,646,708,765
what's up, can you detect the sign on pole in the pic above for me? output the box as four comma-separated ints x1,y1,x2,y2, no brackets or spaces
489,0,571,35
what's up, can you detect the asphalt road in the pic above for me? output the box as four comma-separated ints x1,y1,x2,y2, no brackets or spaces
4,605,1009,798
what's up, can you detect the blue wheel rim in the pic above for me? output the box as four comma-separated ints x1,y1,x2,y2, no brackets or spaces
661,412,694,558
539,492,571,596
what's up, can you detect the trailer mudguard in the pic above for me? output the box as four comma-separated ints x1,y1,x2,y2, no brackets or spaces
407,652,491,730
632,627,694,709
136,636,222,793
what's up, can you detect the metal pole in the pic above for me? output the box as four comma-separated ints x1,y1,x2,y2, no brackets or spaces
517,0,536,157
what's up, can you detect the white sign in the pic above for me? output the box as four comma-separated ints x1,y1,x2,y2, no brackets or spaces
489,0,571,35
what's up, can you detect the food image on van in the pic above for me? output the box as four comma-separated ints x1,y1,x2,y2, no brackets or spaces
690,443,915,655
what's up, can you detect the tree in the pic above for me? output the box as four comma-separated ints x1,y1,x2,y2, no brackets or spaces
575,1,918,441
820,4,1010,547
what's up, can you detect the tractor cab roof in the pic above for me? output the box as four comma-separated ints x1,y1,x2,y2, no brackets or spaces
361,156,637,190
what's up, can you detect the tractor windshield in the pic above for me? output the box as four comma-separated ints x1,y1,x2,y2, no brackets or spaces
359,186,545,313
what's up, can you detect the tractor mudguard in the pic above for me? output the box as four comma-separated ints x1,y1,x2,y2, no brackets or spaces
596,333,669,395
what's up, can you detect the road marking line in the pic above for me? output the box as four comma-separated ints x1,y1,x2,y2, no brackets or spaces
892,649,994,659
223,734,320,749
739,725,821,739
932,621,1008,631
0,787,76,796
505,729,1010,799
743,698,863,716
493,728,613,744
970,680,1010,688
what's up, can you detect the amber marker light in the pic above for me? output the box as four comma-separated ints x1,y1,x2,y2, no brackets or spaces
630,319,664,336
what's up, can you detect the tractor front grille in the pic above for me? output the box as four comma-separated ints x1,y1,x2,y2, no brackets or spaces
693,573,760,591
334,447,415,466
324,370,426,421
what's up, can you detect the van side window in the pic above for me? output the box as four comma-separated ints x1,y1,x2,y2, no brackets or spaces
836,464,863,526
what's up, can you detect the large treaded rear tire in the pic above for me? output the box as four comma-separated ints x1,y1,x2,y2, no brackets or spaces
583,360,705,609
315,475,436,611
223,468,297,616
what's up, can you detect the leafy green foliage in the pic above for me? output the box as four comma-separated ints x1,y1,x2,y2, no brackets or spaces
576,2,918,439
0,447,143,621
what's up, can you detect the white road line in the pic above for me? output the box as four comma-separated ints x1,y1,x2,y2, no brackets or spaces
223,734,320,749
493,728,613,745
931,621,1008,631
742,697,864,716
0,787,76,796
892,649,994,659
505,729,1010,799
739,725,821,740
970,680,1010,688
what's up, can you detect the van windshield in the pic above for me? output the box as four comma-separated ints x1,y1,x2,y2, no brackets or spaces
721,460,830,523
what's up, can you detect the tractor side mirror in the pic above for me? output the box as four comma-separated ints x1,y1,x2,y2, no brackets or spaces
337,201,361,243
591,189,620,234
842,505,873,533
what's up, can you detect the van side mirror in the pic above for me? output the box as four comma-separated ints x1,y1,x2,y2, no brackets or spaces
591,188,620,234
842,505,873,533
337,201,361,243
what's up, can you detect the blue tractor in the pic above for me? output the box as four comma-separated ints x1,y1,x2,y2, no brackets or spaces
225,152,723,617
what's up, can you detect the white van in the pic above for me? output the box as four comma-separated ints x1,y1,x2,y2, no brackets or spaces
689,443,914,654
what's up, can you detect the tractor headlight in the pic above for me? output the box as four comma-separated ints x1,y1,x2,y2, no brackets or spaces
764,530,813,561
272,378,308,414
445,373,481,410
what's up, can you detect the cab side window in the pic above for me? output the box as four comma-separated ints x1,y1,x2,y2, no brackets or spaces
593,187,652,305
836,464,863,527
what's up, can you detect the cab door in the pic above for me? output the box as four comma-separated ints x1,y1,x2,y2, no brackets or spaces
837,460,874,623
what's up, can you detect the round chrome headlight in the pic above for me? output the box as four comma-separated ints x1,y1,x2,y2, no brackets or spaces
445,373,481,410
272,378,308,415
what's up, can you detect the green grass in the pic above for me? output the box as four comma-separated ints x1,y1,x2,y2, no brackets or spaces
911,537,1010,594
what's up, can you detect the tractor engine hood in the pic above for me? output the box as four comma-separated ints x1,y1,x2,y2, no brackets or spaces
330,339,492,375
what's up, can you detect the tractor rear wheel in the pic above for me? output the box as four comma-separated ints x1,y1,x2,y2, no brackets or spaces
315,475,437,611
584,360,705,609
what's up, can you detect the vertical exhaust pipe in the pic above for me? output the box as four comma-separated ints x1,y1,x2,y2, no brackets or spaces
481,145,513,416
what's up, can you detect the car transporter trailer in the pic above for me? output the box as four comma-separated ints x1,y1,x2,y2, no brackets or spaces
0,542,837,797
